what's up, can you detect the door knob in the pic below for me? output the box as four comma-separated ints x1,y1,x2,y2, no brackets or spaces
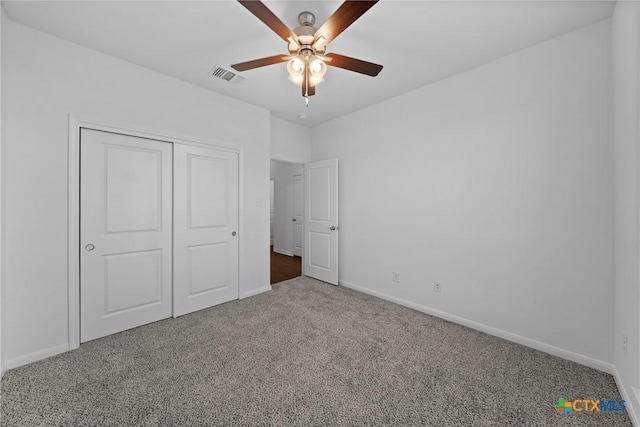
329,226,336,231
85,244,95,251
292,218,296,222
232,231,237,236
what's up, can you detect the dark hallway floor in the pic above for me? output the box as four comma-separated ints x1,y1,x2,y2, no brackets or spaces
270,247,301,284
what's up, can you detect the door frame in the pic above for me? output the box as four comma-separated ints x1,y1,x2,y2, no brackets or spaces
67,114,241,350
269,159,305,276
292,172,304,258
269,179,275,247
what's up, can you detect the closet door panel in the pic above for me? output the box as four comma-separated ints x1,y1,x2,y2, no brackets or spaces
80,129,173,342
173,144,239,317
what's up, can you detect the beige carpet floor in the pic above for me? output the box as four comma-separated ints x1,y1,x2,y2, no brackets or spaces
0,277,632,426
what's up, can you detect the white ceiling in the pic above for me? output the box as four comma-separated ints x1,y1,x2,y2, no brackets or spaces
3,1,615,127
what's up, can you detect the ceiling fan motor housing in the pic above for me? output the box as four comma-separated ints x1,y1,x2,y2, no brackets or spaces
292,12,319,52
298,11,315,26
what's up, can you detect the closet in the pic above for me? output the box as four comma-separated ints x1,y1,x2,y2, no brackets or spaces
79,128,238,342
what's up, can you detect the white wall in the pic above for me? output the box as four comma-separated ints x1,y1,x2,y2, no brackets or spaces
312,20,614,369
2,19,271,367
612,1,640,423
270,160,303,256
270,116,311,164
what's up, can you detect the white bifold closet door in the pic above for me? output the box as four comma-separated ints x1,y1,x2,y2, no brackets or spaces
173,144,239,317
80,129,173,343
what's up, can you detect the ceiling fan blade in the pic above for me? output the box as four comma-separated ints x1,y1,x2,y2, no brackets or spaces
326,53,383,76
238,0,296,42
231,55,288,72
314,0,378,45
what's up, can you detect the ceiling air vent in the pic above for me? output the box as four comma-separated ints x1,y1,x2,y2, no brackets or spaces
209,65,245,86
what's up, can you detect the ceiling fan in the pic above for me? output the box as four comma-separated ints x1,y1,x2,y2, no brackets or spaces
231,0,383,104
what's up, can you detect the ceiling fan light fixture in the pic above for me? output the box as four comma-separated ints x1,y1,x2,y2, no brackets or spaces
309,57,326,74
287,55,326,88
310,75,324,85
287,57,305,74
288,74,304,84
309,56,327,87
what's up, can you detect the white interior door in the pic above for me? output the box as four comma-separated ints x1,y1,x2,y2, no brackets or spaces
304,159,338,285
80,129,173,343
173,144,239,317
293,173,303,257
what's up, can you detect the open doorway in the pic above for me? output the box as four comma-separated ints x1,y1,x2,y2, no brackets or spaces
270,160,303,284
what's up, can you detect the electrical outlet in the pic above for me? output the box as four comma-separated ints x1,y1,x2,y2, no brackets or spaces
434,281,441,293
392,272,400,283
623,334,628,356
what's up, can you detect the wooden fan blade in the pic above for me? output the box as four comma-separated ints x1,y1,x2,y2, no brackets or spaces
326,53,383,76
238,0,296,42
231,55,288,72
314,0,378,45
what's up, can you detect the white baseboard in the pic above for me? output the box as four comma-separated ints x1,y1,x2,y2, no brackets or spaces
241,285,272,299
339,280,613,374
5,343,70,371
273,248,293,256
612,367,639,426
